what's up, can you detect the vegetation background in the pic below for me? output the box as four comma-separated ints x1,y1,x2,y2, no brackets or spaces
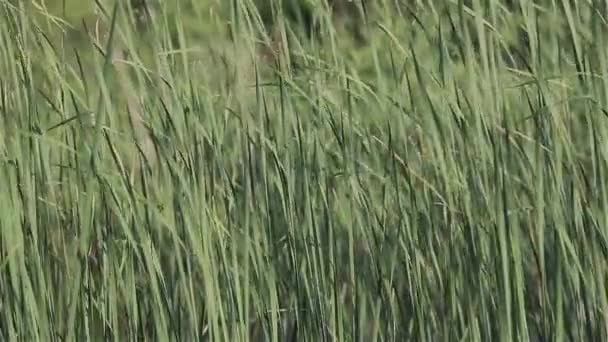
2,0,608,341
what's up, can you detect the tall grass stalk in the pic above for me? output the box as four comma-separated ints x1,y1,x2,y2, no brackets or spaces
2,0,608,340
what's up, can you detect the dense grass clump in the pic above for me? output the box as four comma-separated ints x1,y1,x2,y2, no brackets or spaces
3,0,608,340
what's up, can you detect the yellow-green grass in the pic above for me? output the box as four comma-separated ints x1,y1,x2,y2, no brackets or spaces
2,0,608,340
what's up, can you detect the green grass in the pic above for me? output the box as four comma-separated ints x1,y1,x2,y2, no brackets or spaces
2,0,608,340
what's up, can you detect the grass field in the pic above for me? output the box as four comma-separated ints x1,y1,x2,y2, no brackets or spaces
2,0,608,340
